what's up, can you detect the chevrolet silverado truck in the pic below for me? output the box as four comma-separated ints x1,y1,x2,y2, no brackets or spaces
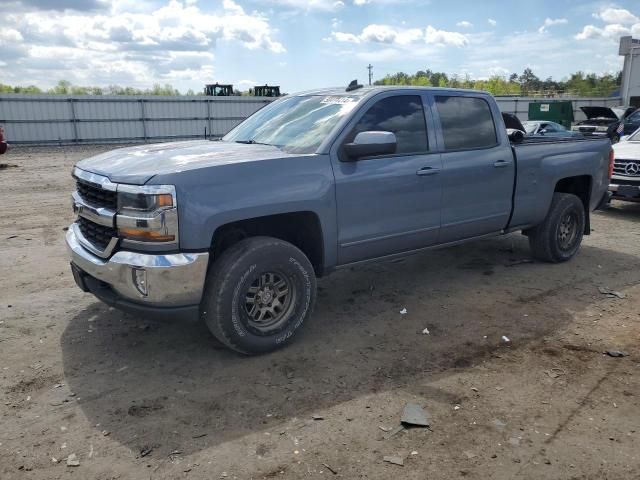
67,86,613,354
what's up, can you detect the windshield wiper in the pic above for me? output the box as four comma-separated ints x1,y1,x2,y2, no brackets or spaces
234,139,272,146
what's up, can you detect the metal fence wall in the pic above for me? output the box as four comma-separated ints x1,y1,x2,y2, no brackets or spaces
0,94,273,144
0,93,624,144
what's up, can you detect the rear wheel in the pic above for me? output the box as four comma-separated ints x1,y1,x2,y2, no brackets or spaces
528,193,585,263
200,236,316,355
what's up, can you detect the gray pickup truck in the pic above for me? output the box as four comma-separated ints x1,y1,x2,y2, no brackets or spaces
67,86,613,354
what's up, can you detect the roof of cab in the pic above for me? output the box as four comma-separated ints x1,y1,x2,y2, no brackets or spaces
293,85,489,98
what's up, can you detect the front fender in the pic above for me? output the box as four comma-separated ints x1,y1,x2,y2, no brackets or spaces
152,154,339,269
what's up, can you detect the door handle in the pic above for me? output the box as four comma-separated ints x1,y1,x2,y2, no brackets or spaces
493,160,512,168
416,167,440,176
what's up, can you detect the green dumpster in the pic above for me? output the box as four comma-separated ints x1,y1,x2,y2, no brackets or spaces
528,101,574,129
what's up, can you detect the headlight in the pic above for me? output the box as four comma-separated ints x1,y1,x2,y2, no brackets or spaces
595,126,609,132
116,185,178,245
118,191,174,214
571,126,580,131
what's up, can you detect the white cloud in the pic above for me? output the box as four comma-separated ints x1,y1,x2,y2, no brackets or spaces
576,7,640,42
222,0,244,15
456,21,473,28
575,6,640,42
353,0,369,4
487,66,510,77
333,31,362,43
0,28,25,43
575,22,637,41
538,17,568,33
332,23,468,47
2,0,284,89
271,0,344,11
488,18,497,27
425,25,468,46
594,8,639,25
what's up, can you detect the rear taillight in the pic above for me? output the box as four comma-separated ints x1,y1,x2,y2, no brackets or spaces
608,149,614,178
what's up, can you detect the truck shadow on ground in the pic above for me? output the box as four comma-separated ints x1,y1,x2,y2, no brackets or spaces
597,201,640,223
60,234,640,458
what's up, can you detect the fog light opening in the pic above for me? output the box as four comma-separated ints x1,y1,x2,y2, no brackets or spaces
132,268,148,296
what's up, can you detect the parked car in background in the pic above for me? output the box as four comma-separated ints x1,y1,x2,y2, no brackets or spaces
571,106,636,143
622,108,640,136
610,126,640,203
66,86,613,354
522,121,583,138
0,127,7,154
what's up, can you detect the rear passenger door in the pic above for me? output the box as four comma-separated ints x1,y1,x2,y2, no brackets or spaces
432,94,515,243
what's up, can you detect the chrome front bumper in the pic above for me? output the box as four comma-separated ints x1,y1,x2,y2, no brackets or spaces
609,182,640,201
66,226,209,307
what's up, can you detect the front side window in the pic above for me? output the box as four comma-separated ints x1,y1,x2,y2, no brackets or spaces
348,95,429,155
435,96,497,151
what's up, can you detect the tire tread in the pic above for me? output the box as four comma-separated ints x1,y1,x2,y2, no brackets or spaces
201,236,315,355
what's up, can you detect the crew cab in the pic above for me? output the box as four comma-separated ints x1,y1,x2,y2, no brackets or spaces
66,86,613,354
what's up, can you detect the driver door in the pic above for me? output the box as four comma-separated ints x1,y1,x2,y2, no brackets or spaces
330,93,442,264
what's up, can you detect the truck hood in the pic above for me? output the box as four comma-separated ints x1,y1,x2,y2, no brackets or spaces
580,106,619,120
613,140,640,160
76,140,299,184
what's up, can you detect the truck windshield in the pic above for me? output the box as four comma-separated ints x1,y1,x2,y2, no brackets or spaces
223,95,360,154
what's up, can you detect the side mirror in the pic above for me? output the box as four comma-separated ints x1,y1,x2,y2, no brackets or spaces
506,129,524,143
539,129,547,135
344,131,397,160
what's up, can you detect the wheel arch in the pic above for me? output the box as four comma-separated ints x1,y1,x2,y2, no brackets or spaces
210,211,326,276
554,175,592,234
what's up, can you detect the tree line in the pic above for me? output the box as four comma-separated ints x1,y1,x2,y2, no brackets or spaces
1,69,623,97
374,68,623,97
0,80,196,96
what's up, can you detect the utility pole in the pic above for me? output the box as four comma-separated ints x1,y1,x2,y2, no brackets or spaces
367,64,373,86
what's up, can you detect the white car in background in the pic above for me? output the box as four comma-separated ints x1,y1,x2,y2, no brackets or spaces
610,127,640,203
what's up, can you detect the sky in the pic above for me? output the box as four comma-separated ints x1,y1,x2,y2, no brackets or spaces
1,0,640,93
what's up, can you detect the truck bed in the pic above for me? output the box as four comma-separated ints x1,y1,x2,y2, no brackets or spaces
508,136,611,230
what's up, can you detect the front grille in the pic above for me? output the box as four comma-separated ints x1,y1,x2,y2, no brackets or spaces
579,127,596,133
76,179,117,210
613,159,640,177
77,216,117,251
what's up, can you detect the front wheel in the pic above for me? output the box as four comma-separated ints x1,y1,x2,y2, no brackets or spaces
200,236,316,355
528,193,585,263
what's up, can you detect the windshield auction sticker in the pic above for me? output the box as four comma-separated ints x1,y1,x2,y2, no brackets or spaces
320,96,358,104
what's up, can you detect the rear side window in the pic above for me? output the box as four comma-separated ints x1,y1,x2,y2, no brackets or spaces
350,95,428,155
435,96,497,151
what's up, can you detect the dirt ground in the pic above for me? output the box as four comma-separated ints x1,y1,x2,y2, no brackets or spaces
1,145,639,480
